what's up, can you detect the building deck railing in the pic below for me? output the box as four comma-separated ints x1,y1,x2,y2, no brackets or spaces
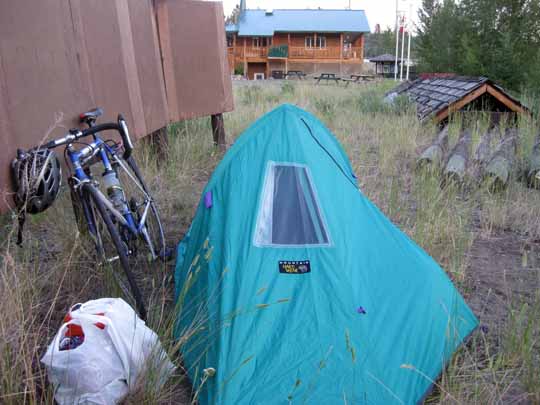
227,46,362,61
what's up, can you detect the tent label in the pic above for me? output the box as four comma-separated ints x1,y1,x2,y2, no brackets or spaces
279,260,311,274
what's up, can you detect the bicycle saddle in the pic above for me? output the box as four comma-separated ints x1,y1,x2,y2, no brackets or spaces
79,107,104,125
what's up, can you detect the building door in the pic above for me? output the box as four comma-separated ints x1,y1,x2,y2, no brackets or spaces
247,62,267,80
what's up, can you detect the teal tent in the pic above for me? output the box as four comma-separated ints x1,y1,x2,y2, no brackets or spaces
175,104,478,404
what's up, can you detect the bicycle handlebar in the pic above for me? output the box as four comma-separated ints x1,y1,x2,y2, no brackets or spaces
43,122,122,150
21,114,133,160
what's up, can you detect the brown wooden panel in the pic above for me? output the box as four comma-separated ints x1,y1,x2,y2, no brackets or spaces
76,0,151,138
0,0,92,211
158,0,234,121
127,0,168,134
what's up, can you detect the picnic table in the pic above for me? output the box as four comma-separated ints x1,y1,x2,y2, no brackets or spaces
285,70,306,80
351,74,376,82
272,70,285,79
314,73,341,85
342,74,377,86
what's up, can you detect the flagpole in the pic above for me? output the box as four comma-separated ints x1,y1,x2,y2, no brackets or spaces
400,14,405,81
406,3,412,80
394,0,399,81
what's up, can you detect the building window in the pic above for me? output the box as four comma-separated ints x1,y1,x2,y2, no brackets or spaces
254,162,331,247
253,37,271,48
305,35,326,49
226,36,234,47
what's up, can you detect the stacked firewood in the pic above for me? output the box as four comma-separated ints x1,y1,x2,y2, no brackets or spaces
417,125,540,191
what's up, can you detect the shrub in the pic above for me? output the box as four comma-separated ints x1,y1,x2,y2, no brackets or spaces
234,64,244,76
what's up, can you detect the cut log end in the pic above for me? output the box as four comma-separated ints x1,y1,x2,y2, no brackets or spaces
442,130,471,185
527,168,540,189
526,134,540,189
417,126,449,170
482,129,517,191
417,145,444,169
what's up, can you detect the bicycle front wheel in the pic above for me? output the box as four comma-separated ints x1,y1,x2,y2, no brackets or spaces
81,182,147,320
113,154,167,261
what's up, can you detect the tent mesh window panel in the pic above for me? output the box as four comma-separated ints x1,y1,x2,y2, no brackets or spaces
254,162,330,247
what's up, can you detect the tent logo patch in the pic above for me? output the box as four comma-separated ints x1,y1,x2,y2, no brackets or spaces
279,260,311,274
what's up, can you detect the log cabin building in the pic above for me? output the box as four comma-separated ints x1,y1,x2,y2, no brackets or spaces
225,3,370,79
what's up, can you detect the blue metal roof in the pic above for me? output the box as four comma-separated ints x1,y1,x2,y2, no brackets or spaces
226,9,370,36
226,23,238,33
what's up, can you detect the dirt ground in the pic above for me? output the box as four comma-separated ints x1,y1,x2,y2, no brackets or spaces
461,228,540,404
467,232,540,325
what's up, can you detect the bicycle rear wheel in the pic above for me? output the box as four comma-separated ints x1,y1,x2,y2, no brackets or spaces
81,182,147,320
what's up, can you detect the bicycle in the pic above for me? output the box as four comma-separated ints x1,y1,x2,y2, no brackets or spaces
13,108,166,320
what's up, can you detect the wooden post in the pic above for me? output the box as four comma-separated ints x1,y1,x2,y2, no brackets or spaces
339,33,343,76
243,37,247,78
211,113,226,151
233,34,236,69
287,33,291,73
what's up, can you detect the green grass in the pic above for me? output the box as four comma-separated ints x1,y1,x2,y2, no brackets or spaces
1,80,540,403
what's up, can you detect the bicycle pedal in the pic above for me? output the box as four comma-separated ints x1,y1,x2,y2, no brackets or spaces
159,247,175,262
106,255,120,264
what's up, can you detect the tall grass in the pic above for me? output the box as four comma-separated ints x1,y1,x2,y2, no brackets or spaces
1,80,539,403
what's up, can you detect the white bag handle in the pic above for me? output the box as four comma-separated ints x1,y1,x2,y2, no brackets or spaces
50,322,71,354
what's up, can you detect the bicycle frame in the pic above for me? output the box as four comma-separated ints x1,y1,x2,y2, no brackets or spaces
68,135,158,258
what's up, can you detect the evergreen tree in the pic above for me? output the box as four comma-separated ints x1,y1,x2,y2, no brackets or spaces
416,0,439,71
364,28,399,58
415,0,540,91
225,4,241,25
417,0,463,73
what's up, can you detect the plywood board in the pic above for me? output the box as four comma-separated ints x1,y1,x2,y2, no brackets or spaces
157,0,234,121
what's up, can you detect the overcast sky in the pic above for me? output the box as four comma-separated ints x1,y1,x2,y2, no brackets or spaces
221,0,423,32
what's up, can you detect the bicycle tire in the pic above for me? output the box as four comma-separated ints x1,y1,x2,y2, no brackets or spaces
81,182,147,320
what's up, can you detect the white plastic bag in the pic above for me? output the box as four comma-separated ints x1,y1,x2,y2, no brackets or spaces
41,298,175,405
